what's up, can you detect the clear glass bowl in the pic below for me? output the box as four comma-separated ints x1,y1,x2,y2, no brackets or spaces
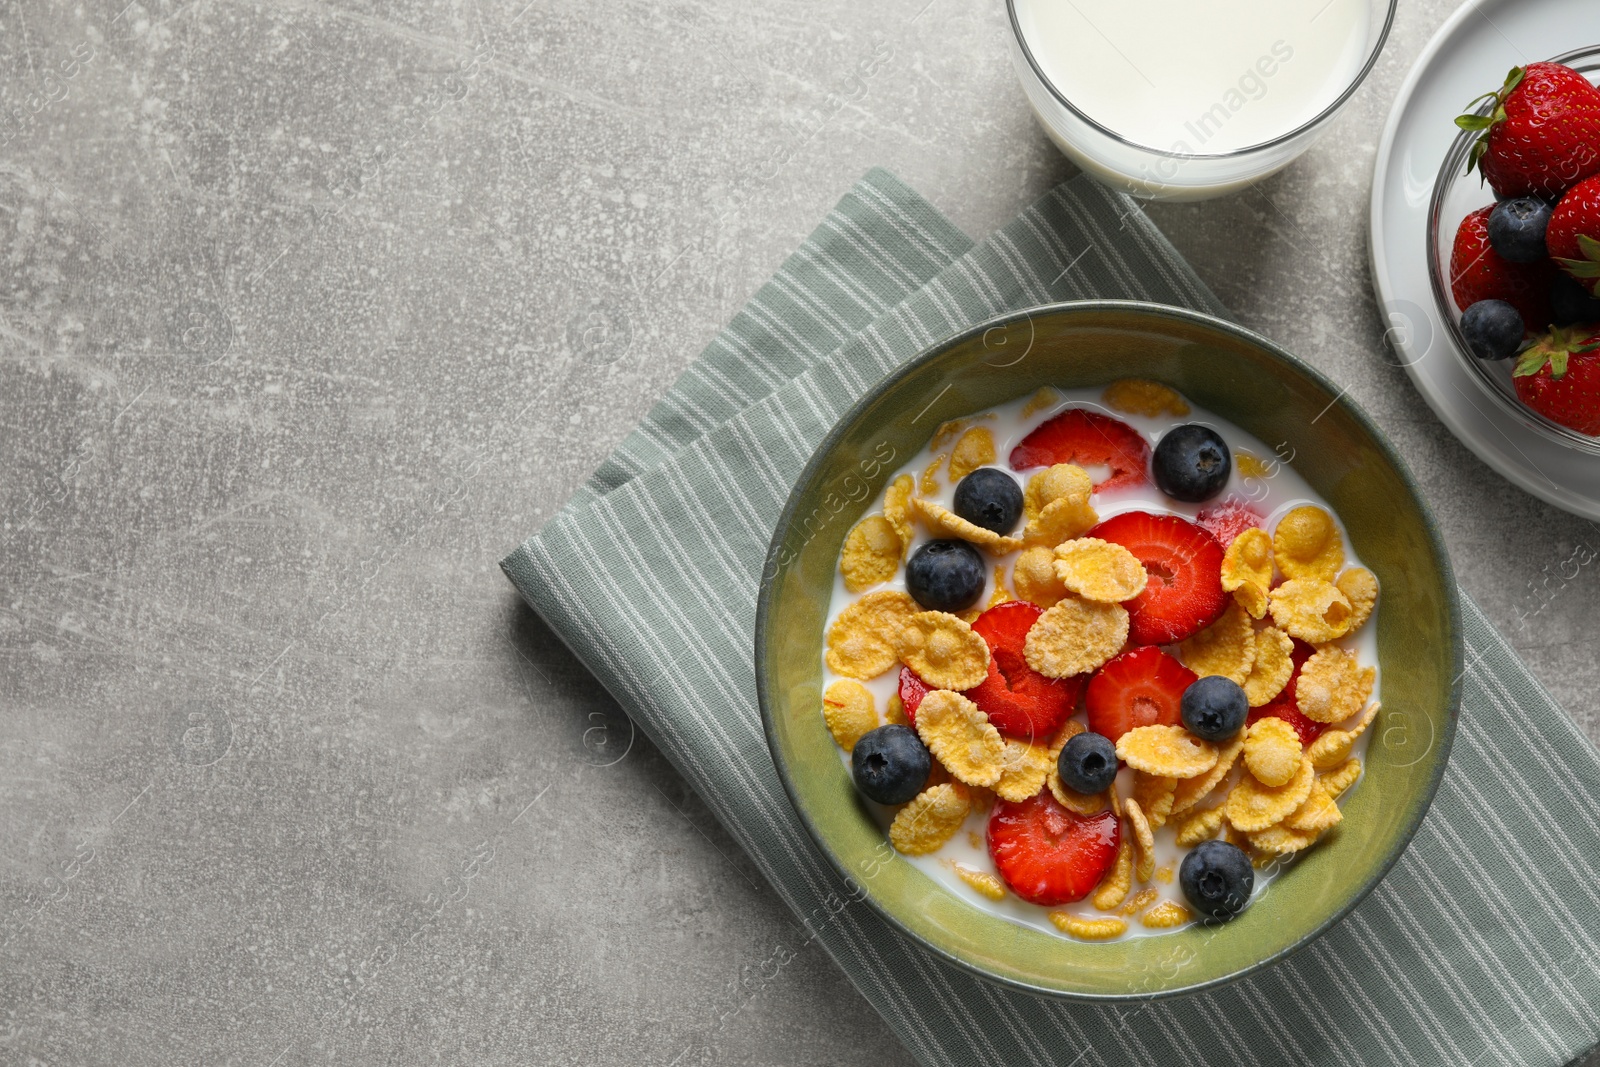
1005,0,1397,201
1427,44,1600,456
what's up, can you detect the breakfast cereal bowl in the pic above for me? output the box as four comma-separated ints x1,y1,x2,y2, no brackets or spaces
755,301,1461,1000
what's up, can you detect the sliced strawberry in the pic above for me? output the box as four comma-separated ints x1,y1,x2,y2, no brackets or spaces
1194,496,1264,547
1246,639,1326,746
965,601,1083,743
1451,205,1555,333
1008,409,1150,491
898,666,933,726
1087,511,1227,644
1085,646,1197,742
988,793,1121,906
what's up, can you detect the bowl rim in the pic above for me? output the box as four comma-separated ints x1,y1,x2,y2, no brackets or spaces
754,299,1463,1002
1426,44,1600,455
1002,0,1399,161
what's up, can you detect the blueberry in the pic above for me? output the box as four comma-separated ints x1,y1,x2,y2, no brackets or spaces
1459,299,1524,360
1057,731,1118,795
1552,273,1600,328
952,468,1024,535
1180,676,1249,742
1152,424,1231,503
1179,840,1255,922
851,725,931,805
1487,197,1553,263
905,538,985,613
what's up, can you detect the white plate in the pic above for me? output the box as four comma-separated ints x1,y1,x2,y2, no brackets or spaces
1369,0,1600,520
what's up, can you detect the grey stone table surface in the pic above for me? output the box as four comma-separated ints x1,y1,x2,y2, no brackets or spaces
3,0,1597,1064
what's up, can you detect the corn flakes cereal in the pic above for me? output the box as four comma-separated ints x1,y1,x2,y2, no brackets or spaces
1053,538,1149,603
1118,887,1159,916
1013,545,1069,608
1319,757,1362,798
1155,864,1174,885
1126,799,1156,883
960,783,996,816
1242,626,1295,707
1285,780,1343,833
1178,600,1256,684
1116,725,1219,780
895,611,991,690
1051,912,1127,940
1103,378,1191,418
1273,505,1345,582
884,693,908,727
1047,718,1086,759
1307,701,1380,769
840,515,903,592
987,565,1012,608
822,680,877,751
921,454,945,494
1243,716,1303,788
826,590,920,679
1132,772,1178,829
1171,736,1244,815
1225,756,1314,832
914,690,1004,787
1141,901,1192,929
1092,836,1133,910
1269,578,1354,644
930,419,968,451
1048,773,1113,815
889,783,970,855
1296,647,1375,724
1174,805,1226,847
994,739,1054,802
949,427,997,481
1249,822,1319,855
1236,451,1271,479
1023,598,1129,678
883,474,915,553
1024,495,1100,548
1024,464,1093,521
1220,527,1274,619
952,863,1007,901
1336,567,1379,632
1224,823,1252,852
1021,387,1060,419
910,496,1025,555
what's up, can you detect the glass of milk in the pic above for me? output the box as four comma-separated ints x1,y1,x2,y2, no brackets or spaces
1007,0,1396,200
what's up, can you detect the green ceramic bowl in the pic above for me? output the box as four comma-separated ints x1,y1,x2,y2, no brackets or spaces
755,301,1461,1000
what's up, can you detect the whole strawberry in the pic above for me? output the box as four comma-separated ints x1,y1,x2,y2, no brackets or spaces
1456,63,1600,199
1548,173,1600,296
1450,205,1554,333
1512,326,1600,435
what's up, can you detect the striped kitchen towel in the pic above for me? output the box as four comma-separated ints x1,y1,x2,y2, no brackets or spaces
502,169,1600,1067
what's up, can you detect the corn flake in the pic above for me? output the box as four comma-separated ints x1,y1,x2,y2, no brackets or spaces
1118,887,1159,916
1023,598,1129,678
930,419,968,451
841,515,903,592
1103,378,1190,418
1221,528,1274,619
914,690,1004,787
1296,647,1375,723
896,611,991,691
1116,725,1219,780
920,455,945,495
1141,901,1192,929
948,427,997,481
1013,545,1069,608
987,565,1012,608
1024,495,1100,548
1319,757,1362,798
1021,387,1060,420
1225,756,1314,832
1024,464,1094,521
889,783,970,855
1053,538,1148,603
1243,716,1303,788
1273,505,1345,582
884,693,908,728
1131,772,1178,829
1174,805,1226,847
1125,799,1156,883
994,739,1054,802
1050,912,1127,940
1249,822,1319,855
822,680,877,751
1269,578,1354,644
1308,701,1380,769
1047,717,1087,759
1049,774,1114,815
1285,779,1343,833
1092,835,1133,910
1171,736,1243,815
910,496,1024,555
952,863,1007,900
883,474,915,555
826,590,920,679
1178,600,1256,684
1236,451,1272,479
1243,626,1295,706
1336,567,1378,632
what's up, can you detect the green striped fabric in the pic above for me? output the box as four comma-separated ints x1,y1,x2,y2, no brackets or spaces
501,171,1600,1067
